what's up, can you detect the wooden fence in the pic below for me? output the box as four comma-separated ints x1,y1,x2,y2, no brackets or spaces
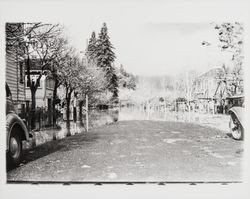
19,106,63,131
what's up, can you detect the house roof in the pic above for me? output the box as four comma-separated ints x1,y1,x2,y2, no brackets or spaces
226,95,244,99
197,68,221,80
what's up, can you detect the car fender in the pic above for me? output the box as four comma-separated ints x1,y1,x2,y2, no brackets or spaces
228,106,244,128
6,113,29,151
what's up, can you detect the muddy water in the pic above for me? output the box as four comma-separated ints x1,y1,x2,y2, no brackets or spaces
81,107,197,127
27,107,229,148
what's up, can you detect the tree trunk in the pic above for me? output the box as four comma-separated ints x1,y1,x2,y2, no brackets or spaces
79,100,84,127
234,84,237,95
52,77,59,126
66,93,71,127
65,87,73,136
30,87,36,130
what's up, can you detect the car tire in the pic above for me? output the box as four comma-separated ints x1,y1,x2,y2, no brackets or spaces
229,116,244,141
7,129,23,166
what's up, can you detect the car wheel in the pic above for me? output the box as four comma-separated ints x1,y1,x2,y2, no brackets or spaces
229,116,244,140
8,129,23,166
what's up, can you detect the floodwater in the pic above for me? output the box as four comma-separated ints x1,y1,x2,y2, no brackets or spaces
29,107,229,147
87,106,205,126
81,107,190,130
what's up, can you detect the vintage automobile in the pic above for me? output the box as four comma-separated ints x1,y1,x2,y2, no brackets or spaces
227,95,244,140
6,83,32,166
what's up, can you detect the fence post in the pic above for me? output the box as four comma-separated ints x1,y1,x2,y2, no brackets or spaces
25,101,30,131
188,101,191,122
38,108,41,130
146,101,148,119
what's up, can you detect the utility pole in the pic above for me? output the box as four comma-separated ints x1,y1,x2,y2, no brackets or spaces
174,74,177,121
186,71,191,122
73,91,77,133
86,94,89,132
162,76,167,120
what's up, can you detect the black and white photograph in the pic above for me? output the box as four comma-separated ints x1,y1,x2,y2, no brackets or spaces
0,0,250,198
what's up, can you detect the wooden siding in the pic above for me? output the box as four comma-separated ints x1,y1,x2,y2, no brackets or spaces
6,51,26,103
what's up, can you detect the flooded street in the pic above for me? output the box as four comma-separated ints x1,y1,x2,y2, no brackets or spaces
81,106,230,131
7,107,242,183
27,107,230,148
2,7,246,199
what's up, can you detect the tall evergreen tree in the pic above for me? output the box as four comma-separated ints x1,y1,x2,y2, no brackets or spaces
96,22,118,100
86,31,97,63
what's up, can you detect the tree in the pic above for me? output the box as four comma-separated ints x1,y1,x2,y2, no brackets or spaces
6,23,25,53
77,61,107,97
58,50,80,128
6,23,63,129
213,64,229,103
214,22,244,96
48,37,69,126
96,23,118,101
118,65,137,90
76,60,108,121
86,31,97,63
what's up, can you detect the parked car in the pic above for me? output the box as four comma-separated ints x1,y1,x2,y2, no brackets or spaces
6,83,32,166
228,95,244,140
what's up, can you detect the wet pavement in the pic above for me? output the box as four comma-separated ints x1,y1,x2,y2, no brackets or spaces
7,120,243,182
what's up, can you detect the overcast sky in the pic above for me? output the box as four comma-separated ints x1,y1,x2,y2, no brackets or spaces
60,1,234,76
66,22,233,76
1,0,241,76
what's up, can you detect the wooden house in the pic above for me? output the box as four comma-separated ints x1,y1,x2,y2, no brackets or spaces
191,68,222,113
192,68,221,100
5,50,26,115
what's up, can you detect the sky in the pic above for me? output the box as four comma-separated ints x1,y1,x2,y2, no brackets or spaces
59,1,234,76
0,0,244,78
66,22,233,76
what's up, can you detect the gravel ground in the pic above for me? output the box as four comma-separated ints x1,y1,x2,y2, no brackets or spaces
7,120,243,182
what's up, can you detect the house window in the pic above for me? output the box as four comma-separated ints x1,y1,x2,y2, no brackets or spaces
19,63,24,84
46,78,54,89
26,75,40,88
26,78,30,87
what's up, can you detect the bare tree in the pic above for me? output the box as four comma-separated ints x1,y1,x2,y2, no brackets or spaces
76,58,108,122
47,37,69,126
58,50,80,128
26,24,63,129
6,23,64,129
214,22,244,96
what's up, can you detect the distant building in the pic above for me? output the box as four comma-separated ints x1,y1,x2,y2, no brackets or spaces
191,67,244,114
191,68,225,113
192,68,221,100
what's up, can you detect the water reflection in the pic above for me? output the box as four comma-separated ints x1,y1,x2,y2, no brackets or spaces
29,107,216,148
88,109,119,127
87,107,195,126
